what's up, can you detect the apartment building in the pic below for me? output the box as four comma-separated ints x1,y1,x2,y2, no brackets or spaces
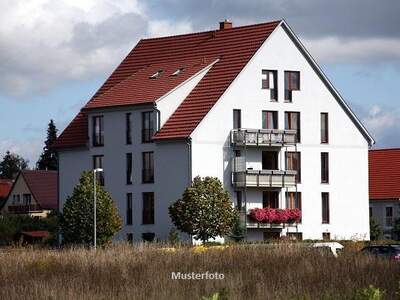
55,20,374,242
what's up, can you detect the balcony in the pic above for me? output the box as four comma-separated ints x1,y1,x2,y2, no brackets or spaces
231,129,297,147
232,169,297,188
8,204,41,214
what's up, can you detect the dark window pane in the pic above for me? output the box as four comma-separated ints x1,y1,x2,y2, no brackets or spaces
92,116,104,146
126,153,133,184
142,152,154,183
261,70,269,89
321,113,329,143
262,151,278,170
142,192,154,224
126,193,133,225
286,152,301,183
263,191,279,208
286,192,302,210
142,111,155,143
284,112,300,142
233,109,241,129
262,111,278,129
321,152,329,183
126,113,132,144
322,193,330,223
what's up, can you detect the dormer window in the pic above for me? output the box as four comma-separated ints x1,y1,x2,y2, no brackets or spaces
149,70,163,79
171,68,184,76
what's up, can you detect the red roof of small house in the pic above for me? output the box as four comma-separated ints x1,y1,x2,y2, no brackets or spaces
0,179,13,199
21,231,49,238
369,148,400,200
54,20,281,148
19,170,58,210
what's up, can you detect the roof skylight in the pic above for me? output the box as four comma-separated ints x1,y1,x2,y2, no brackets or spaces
149,70,163,79
171,68,184,76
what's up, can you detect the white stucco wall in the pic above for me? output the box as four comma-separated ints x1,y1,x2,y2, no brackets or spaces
190,24,370,240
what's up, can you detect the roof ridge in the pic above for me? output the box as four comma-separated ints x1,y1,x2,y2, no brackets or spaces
141,20,282,42
369,148,400,152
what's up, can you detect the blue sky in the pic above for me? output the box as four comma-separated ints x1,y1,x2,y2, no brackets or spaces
0,0,399,166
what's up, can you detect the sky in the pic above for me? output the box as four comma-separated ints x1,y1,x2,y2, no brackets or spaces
0,0,399,166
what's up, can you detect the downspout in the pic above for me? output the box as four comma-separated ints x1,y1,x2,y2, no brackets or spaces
186,137,192,186
153,104,161,132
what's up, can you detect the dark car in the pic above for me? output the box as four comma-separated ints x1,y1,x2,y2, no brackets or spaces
361,245,400,261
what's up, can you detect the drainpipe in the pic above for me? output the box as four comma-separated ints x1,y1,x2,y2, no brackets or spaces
186,137,192,187
153,104,161,131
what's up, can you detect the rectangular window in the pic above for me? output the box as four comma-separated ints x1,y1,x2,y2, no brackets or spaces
261,70,278,101
286,152,301,183
13,194,20,204
385,207,393,227
321,113,329,144
23,194,31,205
263,191,279,208
286,192,302,210
262,111,278,129
321,152,329,183
287,232,303,241
284,71,300,101
322,193,330,224
233,109,241,129
142,152,154,183
142,111,154,143
236,191,242,212
126,153,133,185
93,155,104,186
284,112,301,142
92,116,104,146
322,232,331,241
369,207,373,218
126,193,133,225
126,113,132,144
262,151,278,170
142,192,154,224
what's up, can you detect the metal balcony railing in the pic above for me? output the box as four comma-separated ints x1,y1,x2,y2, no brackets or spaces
232,169,297,188
231,129,297,147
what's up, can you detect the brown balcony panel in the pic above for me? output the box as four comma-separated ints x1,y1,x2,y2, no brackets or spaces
232,170,297,188
231,129,297,147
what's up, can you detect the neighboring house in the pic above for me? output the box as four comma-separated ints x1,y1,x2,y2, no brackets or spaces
0,179,13,209
1,170,57,217
54,20,374,242
369,148,400,239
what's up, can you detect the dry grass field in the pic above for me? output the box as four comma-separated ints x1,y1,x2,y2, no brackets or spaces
0,243,398,300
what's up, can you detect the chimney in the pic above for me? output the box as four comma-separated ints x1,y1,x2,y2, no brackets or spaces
219,19,233,30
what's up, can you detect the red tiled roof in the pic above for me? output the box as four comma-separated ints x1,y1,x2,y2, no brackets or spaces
55,20,281,147
21,170,58,210
21,231,49,238
54,111,88,149
0,179,13,199
369,148,400,200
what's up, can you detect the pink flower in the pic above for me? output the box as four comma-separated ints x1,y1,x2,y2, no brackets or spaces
249,208,302,224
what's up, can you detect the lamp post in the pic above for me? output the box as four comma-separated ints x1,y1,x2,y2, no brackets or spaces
93,168,103,250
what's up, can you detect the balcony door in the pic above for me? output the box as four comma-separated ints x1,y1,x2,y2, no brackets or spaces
263,191,279,208
262,151,278,170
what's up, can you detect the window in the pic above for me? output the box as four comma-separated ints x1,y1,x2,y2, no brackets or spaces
93,155,104,186
321,113,329,143
262,111,278,129
171,68,184,76
369,207,373,218
142,111,155,143
263,191,279,208
234,150,241,157
385,207,393,227
262,151,278,170
263,231,281,240
287,232,303,240
261,70,278,101
142,192,154,224
126,153,133,185
23,194,31,205
12,194,20,204
286,192,302,210
92,116,104,146
286,152,301,183
149,70,163,79
284,112,301,142
236,191,242,212
142,152,154,183
321,152,329,183
284,71,300,101
322,232,331,241
127,233,133,243
126,193,133,225
126,113,132,144
322,193,330,224
233,109,241,129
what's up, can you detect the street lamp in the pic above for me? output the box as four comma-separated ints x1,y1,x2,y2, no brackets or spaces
93,168,103,250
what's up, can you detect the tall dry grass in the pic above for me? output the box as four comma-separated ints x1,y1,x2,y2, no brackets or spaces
0,243,398,300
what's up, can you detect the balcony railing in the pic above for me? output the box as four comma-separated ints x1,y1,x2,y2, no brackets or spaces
8,204,41,214
232,169,297,188
231,129,297,147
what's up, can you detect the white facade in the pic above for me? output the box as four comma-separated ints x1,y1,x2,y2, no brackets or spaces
58,22,372,242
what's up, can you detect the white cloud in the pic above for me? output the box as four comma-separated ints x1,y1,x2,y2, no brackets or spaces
0,139,43,168
303,37,400,64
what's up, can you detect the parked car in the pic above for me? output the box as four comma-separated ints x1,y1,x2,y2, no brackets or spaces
361,245,400,261
310,242,344,257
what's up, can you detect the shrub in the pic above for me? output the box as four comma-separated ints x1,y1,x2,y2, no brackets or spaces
60,171,122,246
168,227,180,245
370,218,382,241
351,285,384,300
392,218,400,240
169,176,237,243
229,215,245,242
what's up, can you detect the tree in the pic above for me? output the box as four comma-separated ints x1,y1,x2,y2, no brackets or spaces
169,176,237,243
229,215,245,242
0,151,29,179
60,171,122,246
370,217,382,241
37,119,58,170
392,218,400,240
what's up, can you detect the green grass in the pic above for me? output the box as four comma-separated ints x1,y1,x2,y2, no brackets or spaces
0,243,398,299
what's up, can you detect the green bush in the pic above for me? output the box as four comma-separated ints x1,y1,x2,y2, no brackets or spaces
352,285,384,300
